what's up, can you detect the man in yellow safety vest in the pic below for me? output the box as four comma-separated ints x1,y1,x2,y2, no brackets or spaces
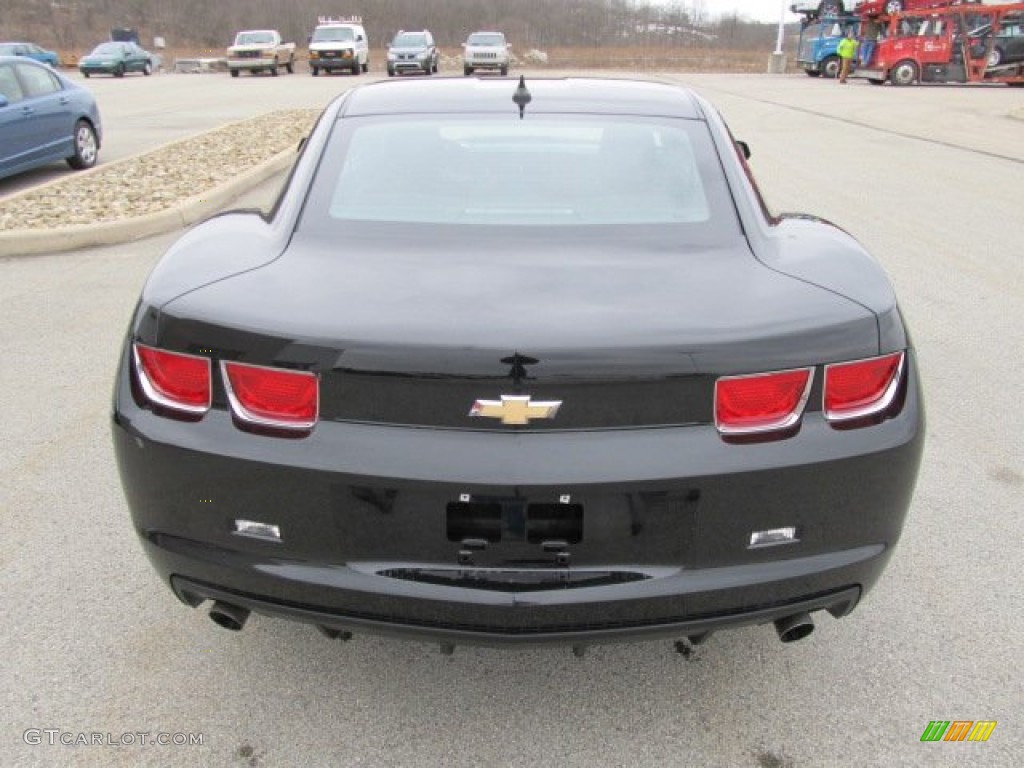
837,30,859,84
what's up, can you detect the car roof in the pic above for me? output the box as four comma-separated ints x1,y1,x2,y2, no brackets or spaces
341,77,706,120
0,54,51,65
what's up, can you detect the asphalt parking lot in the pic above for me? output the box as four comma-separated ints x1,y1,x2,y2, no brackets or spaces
1,70,1021,767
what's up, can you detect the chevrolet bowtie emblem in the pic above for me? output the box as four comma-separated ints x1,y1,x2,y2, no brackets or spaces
469,395,562,425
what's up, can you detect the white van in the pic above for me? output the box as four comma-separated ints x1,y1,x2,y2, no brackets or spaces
308,16,368,76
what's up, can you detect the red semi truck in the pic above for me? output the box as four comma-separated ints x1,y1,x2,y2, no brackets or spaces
853,1,1024,84
856,1,1024,84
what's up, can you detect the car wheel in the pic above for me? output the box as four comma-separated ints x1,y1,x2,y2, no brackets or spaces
500,65,509,76
821,55,840,78
987,48,1003,67
884,0,902,13
868,78,885,85
351,61,360,75
83,72,90,78
143,60,152,76
230,69,239,78
362,60,369,73
286,58,294,74
387,67,395,77
311,66,318,76
805,68,821,77
272,59,279,76
889,59,918,86
433,60,439,74
464,66,472,76
66,120,98,170
114,64,125,78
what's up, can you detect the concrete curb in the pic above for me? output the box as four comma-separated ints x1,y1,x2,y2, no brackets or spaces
0,148,294,258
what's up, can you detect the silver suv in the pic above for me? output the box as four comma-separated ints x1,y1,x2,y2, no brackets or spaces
387,30,439,76
462,31,509,76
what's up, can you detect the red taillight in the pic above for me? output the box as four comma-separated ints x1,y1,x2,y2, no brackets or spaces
221,361,318,430
824,351,904,422
715,367,813,435
133,343,211,414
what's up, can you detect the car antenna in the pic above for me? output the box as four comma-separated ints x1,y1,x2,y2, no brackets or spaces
513,75,531,120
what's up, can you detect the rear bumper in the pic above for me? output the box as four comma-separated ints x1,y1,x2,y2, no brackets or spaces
310,55,358,69
113,349,923,645
172,570,863,647
466,60,508,70
852,68,885,80
228,58,276,70
391,61,430,73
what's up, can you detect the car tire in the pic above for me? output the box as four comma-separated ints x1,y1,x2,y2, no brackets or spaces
500,65,509,76
362,60,369,73
66,120,98,170
387,67,395,77
143,60,152,76
889,59,918,86
230,69,239,78
272,59,279,76
805,68,821,77
987,48,1003,67
351,61,360,76
868,78,885,85
286,57,294,74
114,64,125,78
311,66,318,76
433,61,439,74
464,66,472,76
821,55,840,78
83,72,90,78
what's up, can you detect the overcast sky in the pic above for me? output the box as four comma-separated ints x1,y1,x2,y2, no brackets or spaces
656,0,801,24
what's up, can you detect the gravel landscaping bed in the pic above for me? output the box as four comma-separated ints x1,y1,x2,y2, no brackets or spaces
0,109,320,231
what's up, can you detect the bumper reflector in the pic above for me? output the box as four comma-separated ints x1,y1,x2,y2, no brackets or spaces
749,527,798,548
233,519,282,542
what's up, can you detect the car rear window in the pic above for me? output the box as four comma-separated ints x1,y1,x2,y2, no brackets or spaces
393,33,427,46
467,34,506,46
302,116,739,237
313,27,355,42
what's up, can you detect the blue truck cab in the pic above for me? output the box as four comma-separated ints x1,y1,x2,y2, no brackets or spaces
797,15,860,78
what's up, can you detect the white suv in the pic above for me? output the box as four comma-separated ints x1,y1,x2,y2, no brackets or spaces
462,31,510,76
308,17,368,76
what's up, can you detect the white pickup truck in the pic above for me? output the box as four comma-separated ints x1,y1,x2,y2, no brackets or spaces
227,30,296,77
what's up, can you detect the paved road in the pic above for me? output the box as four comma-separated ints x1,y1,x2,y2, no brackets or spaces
1,73,1021,767
0,67,372,198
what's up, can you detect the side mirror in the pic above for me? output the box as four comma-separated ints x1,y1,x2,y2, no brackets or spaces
736,140,751,160
357,35,364,42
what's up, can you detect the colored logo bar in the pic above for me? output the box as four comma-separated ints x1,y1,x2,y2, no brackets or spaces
921,721,997,742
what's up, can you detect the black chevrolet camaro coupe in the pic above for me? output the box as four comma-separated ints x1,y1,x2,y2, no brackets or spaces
113,77,924,651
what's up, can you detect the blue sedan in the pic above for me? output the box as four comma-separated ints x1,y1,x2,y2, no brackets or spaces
79,41,153,77
0,56,102,180
0,42,60,68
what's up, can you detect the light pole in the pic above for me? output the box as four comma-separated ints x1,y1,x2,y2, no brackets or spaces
769,0,788,72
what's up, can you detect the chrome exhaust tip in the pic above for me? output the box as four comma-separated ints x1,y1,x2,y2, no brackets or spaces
774,612,814,643
208,601,250,631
